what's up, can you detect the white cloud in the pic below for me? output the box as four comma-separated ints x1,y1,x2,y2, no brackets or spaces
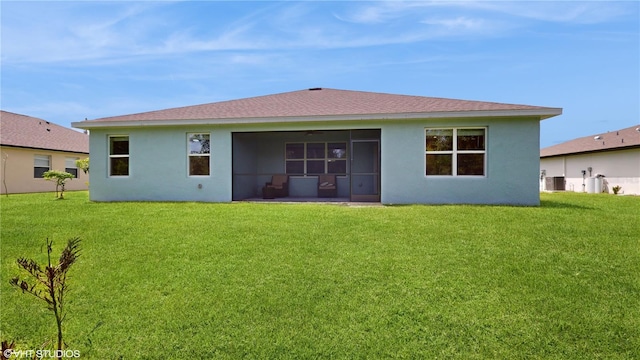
2,2,162,63
422,16,482,29
476,1,635,24
333,1,427,24
1,1,636,66
334,1,636,27
336,5,390,24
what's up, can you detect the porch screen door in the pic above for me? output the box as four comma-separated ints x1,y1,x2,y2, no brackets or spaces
350,140,380,202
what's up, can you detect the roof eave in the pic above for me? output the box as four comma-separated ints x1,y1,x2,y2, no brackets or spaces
0,143,89,154
541,144,640,158
72,108,563,129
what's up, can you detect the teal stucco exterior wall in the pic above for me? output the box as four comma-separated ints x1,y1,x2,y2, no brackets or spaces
87,116,541,205
380,117,541,205
88,126,233,202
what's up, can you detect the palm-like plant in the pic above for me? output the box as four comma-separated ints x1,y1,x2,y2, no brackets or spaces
9,238,81,356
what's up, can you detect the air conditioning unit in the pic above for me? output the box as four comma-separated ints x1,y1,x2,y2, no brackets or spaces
545,176,565,191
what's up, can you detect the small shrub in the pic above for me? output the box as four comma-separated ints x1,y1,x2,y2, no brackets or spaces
9,238,81,356
612,185,622,195
75,158,89,174
42,171,74,199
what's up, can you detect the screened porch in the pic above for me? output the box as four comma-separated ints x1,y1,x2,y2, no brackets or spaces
231,129,380,202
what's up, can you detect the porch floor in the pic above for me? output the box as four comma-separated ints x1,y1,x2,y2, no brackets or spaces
240,196,381,206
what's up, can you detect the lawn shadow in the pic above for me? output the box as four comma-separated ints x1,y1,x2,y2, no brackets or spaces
387,200,595,210
540,199,595,210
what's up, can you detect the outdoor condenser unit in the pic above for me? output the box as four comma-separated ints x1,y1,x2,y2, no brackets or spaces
545,176,565,191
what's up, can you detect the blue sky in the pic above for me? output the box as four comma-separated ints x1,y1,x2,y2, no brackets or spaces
1,1,638,148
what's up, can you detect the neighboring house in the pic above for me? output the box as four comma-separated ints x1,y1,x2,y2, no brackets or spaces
72,88,562,205
540,125,640,195
1,111,89,194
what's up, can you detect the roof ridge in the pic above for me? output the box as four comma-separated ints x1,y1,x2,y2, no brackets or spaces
91,88,320,122
78,88,561,125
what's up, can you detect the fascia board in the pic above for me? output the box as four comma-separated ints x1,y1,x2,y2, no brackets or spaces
0,144,90,154
540,144,640,158
72,108,563,129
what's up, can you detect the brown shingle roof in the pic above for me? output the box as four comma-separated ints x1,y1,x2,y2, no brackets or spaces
541,124,640,157
81,88,560,124
1,111,89,153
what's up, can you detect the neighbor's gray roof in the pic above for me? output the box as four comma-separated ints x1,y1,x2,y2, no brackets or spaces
74,88,561,127
541,124,640,158
0,110,89,153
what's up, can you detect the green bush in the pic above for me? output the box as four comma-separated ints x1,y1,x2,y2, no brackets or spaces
42,170,74,199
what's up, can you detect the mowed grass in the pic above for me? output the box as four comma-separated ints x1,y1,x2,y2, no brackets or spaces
1,191,638,359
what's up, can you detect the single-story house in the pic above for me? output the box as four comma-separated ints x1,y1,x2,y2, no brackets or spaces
540,125,640,195
1,110,89,194
72,88,562,205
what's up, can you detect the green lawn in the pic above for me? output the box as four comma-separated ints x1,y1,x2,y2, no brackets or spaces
1,191,638,359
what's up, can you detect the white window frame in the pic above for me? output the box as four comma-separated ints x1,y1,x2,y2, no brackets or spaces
285,142,347,175
34,155,51,178
425,127,487,177
108,135,129,177
187,133,211,177
65,157,79,178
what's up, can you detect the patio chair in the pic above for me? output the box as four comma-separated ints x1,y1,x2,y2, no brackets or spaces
262,174,289,198
317,174,337,198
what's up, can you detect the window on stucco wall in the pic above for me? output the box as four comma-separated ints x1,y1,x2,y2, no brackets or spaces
188,133,210,176
65,157,79,178
425,128,486,176
34,155,51,178
109,135,129,176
